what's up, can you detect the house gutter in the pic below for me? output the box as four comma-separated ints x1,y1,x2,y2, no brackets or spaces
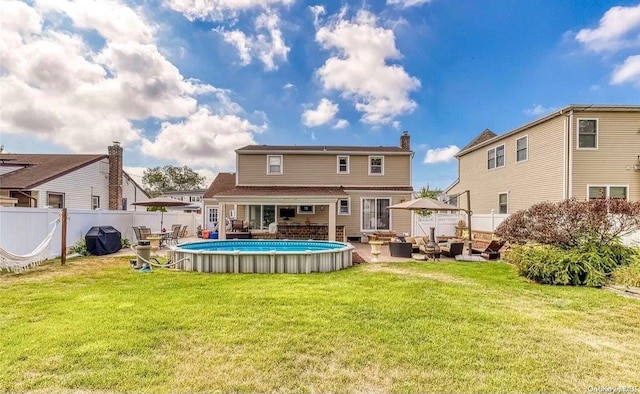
568,110,574,198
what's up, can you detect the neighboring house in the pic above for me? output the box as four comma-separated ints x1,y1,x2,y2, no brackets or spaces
447,105,640,214
0,142,150,210
203,132,414,241
158,189,206,213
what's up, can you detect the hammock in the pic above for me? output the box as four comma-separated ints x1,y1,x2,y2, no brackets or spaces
0,214,61,273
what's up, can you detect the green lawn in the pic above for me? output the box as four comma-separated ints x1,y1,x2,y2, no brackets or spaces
1,257,639,393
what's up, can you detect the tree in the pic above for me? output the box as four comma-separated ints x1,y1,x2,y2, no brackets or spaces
142,165,206,195
414,185,441,216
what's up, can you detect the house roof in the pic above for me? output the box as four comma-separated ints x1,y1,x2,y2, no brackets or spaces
203,172,236,198
0,153,107,190
215,186,349,197
236,145,411,154
456,104,640,157
459,129,497,152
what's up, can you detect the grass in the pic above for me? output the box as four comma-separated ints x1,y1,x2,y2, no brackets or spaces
1,257,639,393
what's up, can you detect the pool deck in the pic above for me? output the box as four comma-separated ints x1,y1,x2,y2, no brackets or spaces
110,238,459,263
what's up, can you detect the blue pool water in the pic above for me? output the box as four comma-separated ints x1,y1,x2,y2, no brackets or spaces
177,240,348,253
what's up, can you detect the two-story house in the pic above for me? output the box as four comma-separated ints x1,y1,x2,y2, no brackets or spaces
203,133,415,241
158,189,206,213
0,142,150,210
447,105,640,214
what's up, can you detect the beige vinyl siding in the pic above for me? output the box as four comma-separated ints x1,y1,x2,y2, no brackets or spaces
449,116,566,214
571,111,640,202
237,153,411,186
339,191,412,236
34,160,109,209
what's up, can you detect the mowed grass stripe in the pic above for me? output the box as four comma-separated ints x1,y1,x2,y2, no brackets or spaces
1,257,639,393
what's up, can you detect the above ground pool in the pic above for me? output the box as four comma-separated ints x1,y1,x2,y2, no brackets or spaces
172,239,354,273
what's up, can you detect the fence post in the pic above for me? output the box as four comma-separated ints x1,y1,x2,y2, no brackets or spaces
61,208,67,265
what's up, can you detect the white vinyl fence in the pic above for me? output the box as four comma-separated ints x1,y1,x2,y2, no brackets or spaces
412,212,509,238
0,207,201,259
412,211,639,247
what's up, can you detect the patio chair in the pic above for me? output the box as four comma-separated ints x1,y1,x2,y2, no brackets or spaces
139,227,151,241
179,225,188,238
440,241,464,258
132,226,142,243
472,240,505,260
168,225,181,246
231,219,248,232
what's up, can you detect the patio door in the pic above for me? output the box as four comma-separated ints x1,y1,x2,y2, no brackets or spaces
206,206,219,231
362,198,391,231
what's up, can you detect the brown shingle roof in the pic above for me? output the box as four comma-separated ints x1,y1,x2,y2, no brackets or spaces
0,154,107,189
203,173,236,198
459,129,497,152
237,145,409,153
216,186,348,197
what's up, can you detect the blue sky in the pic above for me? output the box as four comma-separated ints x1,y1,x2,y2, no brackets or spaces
1,0,639,190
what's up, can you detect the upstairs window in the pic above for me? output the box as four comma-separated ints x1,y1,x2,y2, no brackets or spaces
516,136,528,162
369,156,384,175
578,119,598,149
267,155,283,175
488,145,505,169
337,156,349,174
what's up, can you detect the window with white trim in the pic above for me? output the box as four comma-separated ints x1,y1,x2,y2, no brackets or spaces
369,156,384,175
267,155,282,175
516,136,528,162
92,195,100,210
47,192,64,208
578,119,598,149
337,156,349,174
588,185,628,200
488,145,505,169
498,193,508,214
362,198,390,230
338,199,350,215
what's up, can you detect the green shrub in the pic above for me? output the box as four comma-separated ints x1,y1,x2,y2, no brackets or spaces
70,239,91,256
121,237,131,248
612,249,640,287
507,243,636,287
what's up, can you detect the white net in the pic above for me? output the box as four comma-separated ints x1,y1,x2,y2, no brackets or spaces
0,214,61,273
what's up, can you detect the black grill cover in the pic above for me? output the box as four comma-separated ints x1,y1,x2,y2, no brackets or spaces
85,226,122,256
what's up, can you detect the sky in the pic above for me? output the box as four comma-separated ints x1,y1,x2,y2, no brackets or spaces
1,0,639,191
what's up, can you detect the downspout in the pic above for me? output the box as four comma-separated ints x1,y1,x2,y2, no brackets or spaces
568,110,574,198
562,112,567,199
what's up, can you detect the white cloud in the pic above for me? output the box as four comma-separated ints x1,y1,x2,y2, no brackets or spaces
37,0,155,44
219,9,289,70
301,98,339,127
0,0,262,170
141,107,260,168
523,104,556,117
575,4,640,52
424,145,460,164
283,83,295,89
611,55,640,86
314,9,420,125
333,119,349,129
386,0,433,8
164,0,294,21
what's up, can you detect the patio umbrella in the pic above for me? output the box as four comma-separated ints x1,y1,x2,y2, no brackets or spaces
388,196,473,253
132,197,190,230
388,197,459,211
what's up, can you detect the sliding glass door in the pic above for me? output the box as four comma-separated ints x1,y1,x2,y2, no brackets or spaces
362,198,390,231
